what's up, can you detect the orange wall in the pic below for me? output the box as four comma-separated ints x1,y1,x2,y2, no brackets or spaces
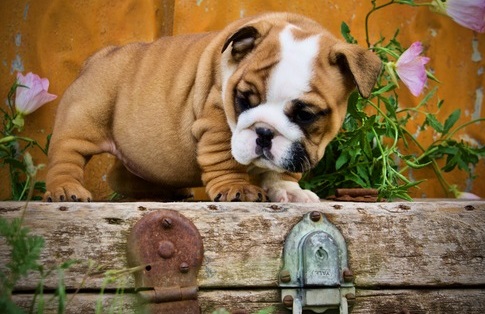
1,0,484,200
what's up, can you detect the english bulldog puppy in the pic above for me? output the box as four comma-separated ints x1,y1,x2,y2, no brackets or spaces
44,12,382,202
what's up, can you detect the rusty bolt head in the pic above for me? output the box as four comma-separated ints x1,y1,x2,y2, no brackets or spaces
158,240,175,259
343,268,354,282
161,217,173,229
345,293,356,307
282,295,294,307
180,262,190,273
269,204,281,211
310,211,322,222
280,269,291,283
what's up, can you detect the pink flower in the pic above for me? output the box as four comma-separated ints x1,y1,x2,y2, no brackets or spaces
395,42,430,97
456,191,481,199
15,72,57,115
432,0,485,33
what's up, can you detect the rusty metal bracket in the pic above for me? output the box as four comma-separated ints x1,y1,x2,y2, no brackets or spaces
127,209,204,313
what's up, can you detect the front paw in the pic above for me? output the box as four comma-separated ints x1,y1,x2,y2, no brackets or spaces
209,183,267,202
44,181,92,202
266,181,320,203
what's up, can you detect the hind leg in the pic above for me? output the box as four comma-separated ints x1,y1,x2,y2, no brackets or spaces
44,136,105,202
44,95,110,202
107,159,192,201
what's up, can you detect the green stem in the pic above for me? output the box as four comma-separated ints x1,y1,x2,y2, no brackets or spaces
371,127,392,188
365,1,435,48
365,0,396,47
367,99,400,148
18,175,30,201
443,118,485,141
399,128,452,195
371,46,401,59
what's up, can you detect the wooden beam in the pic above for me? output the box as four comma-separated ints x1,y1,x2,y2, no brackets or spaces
1,201,484,290
1,200,484,313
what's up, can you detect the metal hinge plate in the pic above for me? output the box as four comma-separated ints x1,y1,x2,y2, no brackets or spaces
127,209,204,313
279,211,355,314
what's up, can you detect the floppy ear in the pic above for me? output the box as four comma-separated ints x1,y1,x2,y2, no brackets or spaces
329,43,382,98
222,26,261,62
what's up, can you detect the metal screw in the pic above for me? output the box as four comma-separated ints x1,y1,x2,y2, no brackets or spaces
180,262,189,273
345,293,356,307
158,240,175,259
161,217,173,229
310,211,321,222
343,268,354,282
465,205,475,211
269,204,281,211
282,295,294,307
280,269,291,283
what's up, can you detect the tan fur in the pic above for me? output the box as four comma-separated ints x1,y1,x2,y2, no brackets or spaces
44,12,381,202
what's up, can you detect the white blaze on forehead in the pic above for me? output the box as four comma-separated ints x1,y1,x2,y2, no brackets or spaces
267,25,320,103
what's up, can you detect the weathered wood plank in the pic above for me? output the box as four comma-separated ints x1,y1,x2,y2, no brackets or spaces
1,201,484,292
12,289,485,314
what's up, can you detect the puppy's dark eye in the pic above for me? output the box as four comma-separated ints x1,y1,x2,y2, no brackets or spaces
294,109,316,124
292,101,317,125
235,90,251,113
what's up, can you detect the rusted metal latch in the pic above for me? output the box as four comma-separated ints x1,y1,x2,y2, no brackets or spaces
279,211,355,314
127,210,204,313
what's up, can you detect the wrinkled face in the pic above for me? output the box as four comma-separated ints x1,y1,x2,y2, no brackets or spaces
221,24,353,174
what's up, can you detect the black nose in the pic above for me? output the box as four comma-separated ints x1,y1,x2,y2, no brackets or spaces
255,127,274,149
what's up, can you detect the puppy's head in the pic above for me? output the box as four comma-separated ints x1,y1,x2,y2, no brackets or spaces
221,13,382,173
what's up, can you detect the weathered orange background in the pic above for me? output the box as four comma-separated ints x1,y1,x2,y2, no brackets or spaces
1,0,484,200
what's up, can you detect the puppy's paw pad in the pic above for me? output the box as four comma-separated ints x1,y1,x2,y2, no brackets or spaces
211,184,267,202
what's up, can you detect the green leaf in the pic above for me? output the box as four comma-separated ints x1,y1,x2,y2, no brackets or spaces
443,109,461,134
424,114,444,133
373,83,396,96
340,22,357,44
335,152,349,170
348,172,368,188
34,181,46,193
356,164,371,186
437,99,445,109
